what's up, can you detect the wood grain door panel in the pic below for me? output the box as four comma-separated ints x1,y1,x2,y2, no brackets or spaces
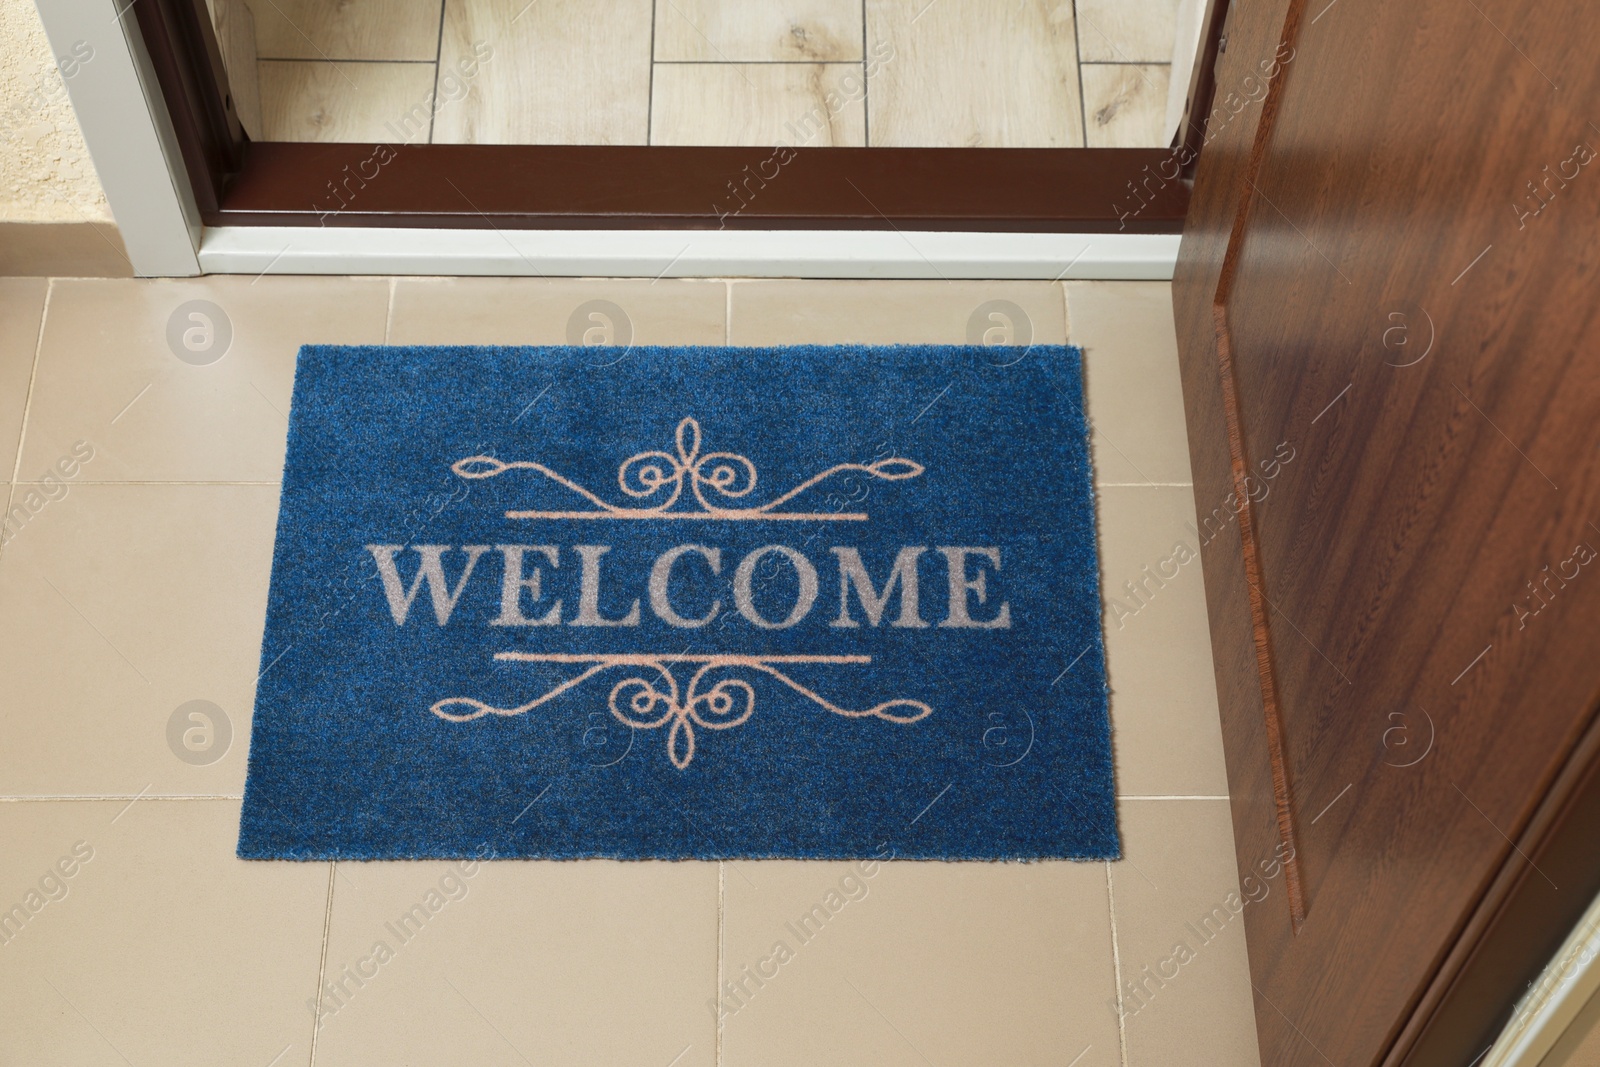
1174,0,1600,1062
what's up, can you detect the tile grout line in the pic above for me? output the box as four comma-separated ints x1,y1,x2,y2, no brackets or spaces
307,862,338,1067
5,277,53,498
649,60,876,66
854,57,868,147
1105,861,1131,1067
646,0,657,144
860,0,870,146
1070,0,1090,146
256,57,439,65
723,279,732,342
1060,276,1073,339
384,277,396,342
426,0,446,144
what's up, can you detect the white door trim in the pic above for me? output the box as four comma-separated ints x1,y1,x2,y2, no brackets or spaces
197,226,1180,280
33,0,201,276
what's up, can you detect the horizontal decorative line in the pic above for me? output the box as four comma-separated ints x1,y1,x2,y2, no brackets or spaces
0,794,244,802
463,419,921,523
448,651,920,767
495,652,871,665
503,510,868,521
9,480,282,486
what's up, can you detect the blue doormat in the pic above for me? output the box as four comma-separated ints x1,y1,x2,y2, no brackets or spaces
238,344,1116,861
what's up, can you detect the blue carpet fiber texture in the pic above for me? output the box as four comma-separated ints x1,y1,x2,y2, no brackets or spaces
238,344,1117,860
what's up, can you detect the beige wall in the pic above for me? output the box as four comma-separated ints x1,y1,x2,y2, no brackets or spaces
1,0,113,223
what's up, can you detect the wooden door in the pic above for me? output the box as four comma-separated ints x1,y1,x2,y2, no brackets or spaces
1173,0,1600,1062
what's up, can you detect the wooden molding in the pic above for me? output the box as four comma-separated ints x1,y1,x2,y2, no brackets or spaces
214,142,1190,232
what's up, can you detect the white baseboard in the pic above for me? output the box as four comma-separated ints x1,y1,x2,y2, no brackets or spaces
1483,887,1600,1067
197,226,1180,280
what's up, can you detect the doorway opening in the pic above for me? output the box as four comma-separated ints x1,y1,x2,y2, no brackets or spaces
134,0,1219,234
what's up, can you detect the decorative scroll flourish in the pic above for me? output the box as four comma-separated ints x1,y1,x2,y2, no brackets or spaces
431,653,932,769
452,416,923,521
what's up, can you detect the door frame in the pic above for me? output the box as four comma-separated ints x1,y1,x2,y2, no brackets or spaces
44,0,1219,278
32,0,201,276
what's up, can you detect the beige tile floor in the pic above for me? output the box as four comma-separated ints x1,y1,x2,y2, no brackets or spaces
248,0,1177,148
0,276,1256,1067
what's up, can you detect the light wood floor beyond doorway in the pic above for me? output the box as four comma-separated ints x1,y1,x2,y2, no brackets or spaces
251,0,1178,148
0,276,1253,1067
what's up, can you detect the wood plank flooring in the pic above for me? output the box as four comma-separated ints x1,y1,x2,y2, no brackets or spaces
253,0,1180,147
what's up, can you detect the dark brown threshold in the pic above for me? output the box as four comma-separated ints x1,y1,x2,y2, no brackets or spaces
214,143,1189,233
